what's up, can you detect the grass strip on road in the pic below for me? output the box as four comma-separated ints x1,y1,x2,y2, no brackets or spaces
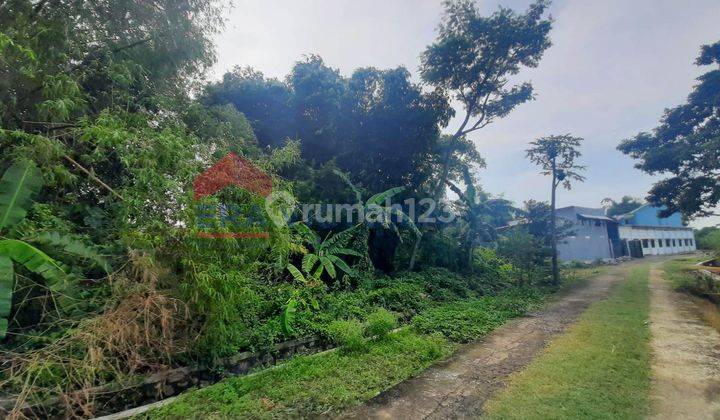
484,265,652,420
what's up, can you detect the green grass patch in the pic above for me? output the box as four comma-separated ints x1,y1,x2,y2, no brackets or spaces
145,288,548,418
144,330,453,418
412,288,543,342
484,265,652,420
661,256,707,292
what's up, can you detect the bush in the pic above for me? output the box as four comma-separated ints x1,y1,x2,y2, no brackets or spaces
365,308,397,339
411,289,542,343
326,319,366,353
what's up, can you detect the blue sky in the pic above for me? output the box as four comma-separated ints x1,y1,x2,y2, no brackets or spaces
211,0,720,228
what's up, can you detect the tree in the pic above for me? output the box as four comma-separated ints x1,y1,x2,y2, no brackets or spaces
695,226,720,252
445,166,513,267
526,135,585,285
203,57,451,194
0,0,225,129
618,40,720,218
601,196,643,217
409,0,553,269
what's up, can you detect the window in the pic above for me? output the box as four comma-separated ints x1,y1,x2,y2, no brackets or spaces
658,239,663,247
595,220,602,227
666,239,671,247
685,239,691,246
690,239,694,246
650,239,655,248
642,239,649,248
672,239,677,246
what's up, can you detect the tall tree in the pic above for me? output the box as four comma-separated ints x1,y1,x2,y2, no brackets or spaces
203,57,450,194
618,40,720,218
526,134,585,285
409,0,553,269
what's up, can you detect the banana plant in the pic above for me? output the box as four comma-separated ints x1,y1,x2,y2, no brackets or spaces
292,223,361,281
0,160,110,338
281,225,361,334
333,169,420,241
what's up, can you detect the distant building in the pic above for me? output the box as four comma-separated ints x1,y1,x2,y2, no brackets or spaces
555,204,695,262
616,205,696,256
556,206,619,262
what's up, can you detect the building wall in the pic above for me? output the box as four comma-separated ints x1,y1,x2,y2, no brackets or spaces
557,216,614,262
618,226,696,255
622,205,684,227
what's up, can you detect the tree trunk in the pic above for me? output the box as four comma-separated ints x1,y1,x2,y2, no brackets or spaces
550,160,559,285
409,115,471,270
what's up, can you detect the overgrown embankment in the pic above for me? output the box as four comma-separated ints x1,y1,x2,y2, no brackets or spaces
142,286,554,418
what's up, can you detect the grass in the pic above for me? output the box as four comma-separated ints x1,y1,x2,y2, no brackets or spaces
662,255,720,333
483,265,652,420
661,255,708,292
143,269,600,418
143,330,452,418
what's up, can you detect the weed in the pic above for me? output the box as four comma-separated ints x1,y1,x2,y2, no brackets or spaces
325,319,366,353
365,308,397,339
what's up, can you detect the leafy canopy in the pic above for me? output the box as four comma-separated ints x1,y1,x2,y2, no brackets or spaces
420,0,552,136
526,134,586,190
618,40,720,218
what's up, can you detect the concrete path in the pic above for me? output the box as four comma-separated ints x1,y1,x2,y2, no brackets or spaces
341,261,643,419
648,265,720,419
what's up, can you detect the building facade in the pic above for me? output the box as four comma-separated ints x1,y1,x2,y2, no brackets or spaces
616,205,696,256
555,204,695,262
556,206,618,262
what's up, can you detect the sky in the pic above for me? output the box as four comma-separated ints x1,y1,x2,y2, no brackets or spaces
210,0,720,228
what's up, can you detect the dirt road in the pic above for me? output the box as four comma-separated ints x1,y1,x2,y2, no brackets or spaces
342,261,642,419
648,265,720,419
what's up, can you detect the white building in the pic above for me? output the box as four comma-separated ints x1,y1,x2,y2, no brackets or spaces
616,205,696,256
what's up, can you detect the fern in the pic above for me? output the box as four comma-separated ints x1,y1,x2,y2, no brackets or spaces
0,160,42,232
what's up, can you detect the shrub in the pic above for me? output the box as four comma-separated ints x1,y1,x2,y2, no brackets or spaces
365,308,397,339
326,319,366,353
411,289,542,343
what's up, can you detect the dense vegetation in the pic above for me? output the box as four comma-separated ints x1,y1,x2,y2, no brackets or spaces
0,0,580,417
695,227,720,253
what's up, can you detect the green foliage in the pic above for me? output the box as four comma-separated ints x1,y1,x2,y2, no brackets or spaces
696,227,720,252
146,329,452,419
618,40,720,218
412,288,542,343
365,308,397,339
601,196,644,218
0,160,43,231
326,319,366,353
293,223,361,281
497,230,551,285
31,232,111,274
204,57,451,194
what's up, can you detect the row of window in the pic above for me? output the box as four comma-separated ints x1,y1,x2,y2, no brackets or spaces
641,238,693,248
